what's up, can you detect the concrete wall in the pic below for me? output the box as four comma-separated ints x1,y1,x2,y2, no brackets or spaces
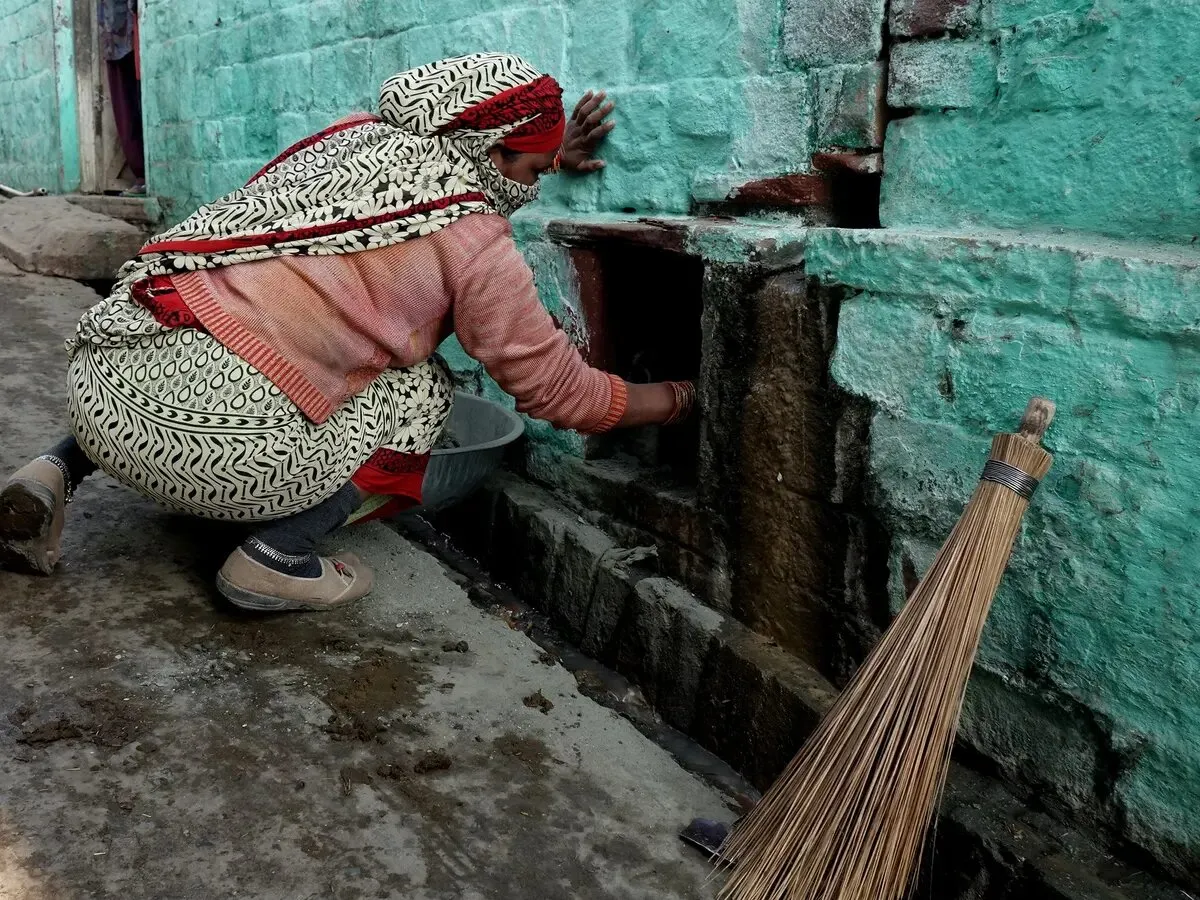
883,0,1200,243
0,0,64,191
806,0,1200,880
137,0,883,221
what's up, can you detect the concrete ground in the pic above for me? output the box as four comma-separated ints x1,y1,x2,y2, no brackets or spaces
0,266,732,899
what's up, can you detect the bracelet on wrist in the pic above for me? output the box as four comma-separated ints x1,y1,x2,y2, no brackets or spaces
663,380,696,425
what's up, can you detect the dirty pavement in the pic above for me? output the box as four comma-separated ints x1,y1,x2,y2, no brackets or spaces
0,265,731,898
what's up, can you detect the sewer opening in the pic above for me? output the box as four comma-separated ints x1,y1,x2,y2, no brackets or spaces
577,243,705,484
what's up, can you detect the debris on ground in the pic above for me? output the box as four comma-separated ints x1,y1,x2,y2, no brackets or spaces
9,691,147,749
321,647,426,741
537,651,558,666
522,690,554,715
441,640,470,653
339,766,374,796
413,750,453,774
573,669,609,703
493,733,552,776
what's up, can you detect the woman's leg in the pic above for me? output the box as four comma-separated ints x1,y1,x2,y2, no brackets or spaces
0,437,99,574
215,359,453,611
215,481,374,612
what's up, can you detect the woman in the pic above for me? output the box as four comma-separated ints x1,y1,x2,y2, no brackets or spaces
0,54,694,611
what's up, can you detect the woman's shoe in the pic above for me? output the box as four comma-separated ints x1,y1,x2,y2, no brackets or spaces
216,548,374,612
0,459,66,575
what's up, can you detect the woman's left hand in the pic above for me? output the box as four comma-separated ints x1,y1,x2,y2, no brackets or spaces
560,91,616,173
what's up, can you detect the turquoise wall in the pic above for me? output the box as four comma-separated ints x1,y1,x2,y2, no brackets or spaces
884,0,1200,244
137,0,871,222
0,0,64,191
814,228,1200,876
811,0,1200,875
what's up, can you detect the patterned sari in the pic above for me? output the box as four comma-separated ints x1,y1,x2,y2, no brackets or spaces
65,53,566,522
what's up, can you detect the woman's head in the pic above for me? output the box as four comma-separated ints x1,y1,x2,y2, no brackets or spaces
378,53,566,215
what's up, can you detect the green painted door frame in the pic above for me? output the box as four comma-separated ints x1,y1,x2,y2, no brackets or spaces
52,0,81,192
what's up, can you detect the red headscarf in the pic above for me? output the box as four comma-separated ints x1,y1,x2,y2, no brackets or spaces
438,74,566,154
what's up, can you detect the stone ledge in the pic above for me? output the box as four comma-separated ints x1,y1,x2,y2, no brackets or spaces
808,226,1200,334
0,197,146,281
517,211,809,267
64,194,160,227
439,472,1181,900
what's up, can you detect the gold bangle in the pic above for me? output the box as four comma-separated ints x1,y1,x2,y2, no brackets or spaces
663,381,695,425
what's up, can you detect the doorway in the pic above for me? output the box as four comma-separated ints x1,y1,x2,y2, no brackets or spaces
74,0,144,195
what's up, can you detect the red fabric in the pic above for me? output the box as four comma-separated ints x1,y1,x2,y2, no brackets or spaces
351,448,429,521
501,118,565,154
440,75,565,153
132,275,205,331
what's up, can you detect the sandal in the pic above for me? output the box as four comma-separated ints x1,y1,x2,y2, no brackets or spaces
216,547,373,612
0,459,66,575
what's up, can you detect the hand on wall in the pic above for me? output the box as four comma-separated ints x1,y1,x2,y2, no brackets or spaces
560,91,616,174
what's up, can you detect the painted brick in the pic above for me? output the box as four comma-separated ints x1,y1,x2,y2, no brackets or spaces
258,7,313,58
984,0,1086,29
994,12,1111,111
496,6,568,74
311,41,373,112
736,73,814,173
669,79,740,138
815,62,886,149
890,0,979,36
0,0,60,190
783,0,887,66
564,0,633,86
633,0,742,80
888,39,997,109
881,107,1200,243
214,22,250,66
383,23,448,69
820,222,1200,877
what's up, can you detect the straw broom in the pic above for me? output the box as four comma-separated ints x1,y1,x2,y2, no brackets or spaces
716,397,1056,900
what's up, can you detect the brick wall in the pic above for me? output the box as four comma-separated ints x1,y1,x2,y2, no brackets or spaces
814,226,1200,883
806,0,1200,880
138,0,889,222
883,0,1200,243
0,0,62,191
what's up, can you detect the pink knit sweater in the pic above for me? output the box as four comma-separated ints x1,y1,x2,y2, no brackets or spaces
172,213,626,431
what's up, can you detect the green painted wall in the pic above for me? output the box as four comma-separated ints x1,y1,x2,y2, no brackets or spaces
806,0,1200,876
883,0,1200,244
813,227,1200,875
138,0,829,222
0,0,65,191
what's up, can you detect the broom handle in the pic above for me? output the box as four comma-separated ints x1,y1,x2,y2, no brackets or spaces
1016,397,1056,444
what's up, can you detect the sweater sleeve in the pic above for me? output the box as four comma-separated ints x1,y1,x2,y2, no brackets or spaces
447,218,627,434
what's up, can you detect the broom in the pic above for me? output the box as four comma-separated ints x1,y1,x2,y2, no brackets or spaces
716,396,1056,900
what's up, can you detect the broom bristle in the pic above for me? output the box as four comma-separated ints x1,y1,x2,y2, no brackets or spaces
717,398,1055,900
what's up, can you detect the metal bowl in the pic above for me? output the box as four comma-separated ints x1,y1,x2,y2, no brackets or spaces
403,392,525,515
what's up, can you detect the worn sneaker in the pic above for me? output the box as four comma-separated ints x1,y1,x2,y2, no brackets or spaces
215,547,374,612
0,459,66,575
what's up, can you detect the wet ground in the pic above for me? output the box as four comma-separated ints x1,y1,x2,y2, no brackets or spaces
0,268,732,898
